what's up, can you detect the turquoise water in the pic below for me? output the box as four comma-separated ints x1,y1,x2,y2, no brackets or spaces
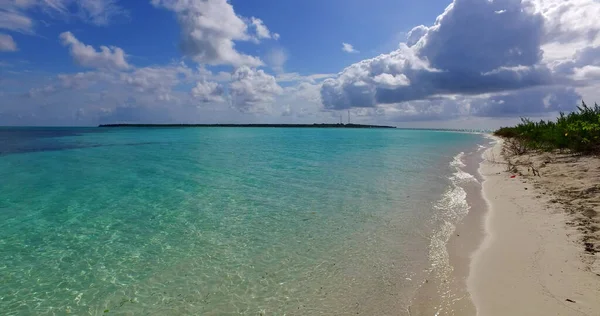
0,127,483,315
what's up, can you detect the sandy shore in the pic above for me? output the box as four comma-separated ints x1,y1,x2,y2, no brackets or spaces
468,138,600,316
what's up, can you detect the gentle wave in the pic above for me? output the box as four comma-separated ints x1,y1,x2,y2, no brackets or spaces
450,152,467,168
426,151,478,313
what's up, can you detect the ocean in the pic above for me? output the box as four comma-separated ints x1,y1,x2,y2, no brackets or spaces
0,127,485,315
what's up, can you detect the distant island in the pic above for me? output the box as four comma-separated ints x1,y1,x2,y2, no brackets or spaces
98,123,396,129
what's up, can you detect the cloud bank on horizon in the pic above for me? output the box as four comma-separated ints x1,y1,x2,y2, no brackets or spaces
1,0,600,127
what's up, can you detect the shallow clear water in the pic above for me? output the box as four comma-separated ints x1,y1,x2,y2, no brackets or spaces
0,127,483,315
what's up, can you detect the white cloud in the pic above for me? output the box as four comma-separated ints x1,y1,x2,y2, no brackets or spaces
342,42,358,53
417,0,544,74
27,70,119,97
406,25,428,47
266,48,287,73
229,66,283,112
573,65,600,81
0,10,34,33
321,43,434,109
76,0,128,26
24,62,223,107
191,80,225,103
25,62,199,102
151,0,264,67
531,0,600,82
7,0,600,126
529,0,600,45
306,73,337,81
0,33,17,51
59,71,117,89
60,31,130,70
276,72,336,83
274,82,328,121
0,0,126,31
120,63,195,101
284,82,322,105
372,73,410,88
554,45,600,76
10,62,291,125
321,0,567,117
250,17,275,40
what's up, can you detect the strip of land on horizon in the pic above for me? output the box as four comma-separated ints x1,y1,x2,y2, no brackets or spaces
98,123,397,128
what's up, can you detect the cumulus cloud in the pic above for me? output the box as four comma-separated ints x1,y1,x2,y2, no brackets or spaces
119,64,199,101
530,0,600,45
151,0,264,67
342,42,358,53
321,44,432,109
275,82,326,120
0,33,17,51
418,0,544,73
320,0,570,116
60,31,130,70
229,66,283,112
406,25,428,47
372,73,410,88
191,80,224,103
285,82,322,105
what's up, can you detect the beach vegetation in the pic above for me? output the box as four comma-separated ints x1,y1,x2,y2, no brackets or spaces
494,101,600,154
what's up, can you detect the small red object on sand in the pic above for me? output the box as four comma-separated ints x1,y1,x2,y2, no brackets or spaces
510,175,516,178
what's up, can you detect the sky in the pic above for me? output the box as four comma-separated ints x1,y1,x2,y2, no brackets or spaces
1,0,600,128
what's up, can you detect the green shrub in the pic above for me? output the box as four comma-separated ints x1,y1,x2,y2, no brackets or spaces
493,101,600,154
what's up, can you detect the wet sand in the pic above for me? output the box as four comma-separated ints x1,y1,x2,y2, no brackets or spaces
410,145,488,315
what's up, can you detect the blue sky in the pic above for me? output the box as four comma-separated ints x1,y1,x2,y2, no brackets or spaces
1,0,600,127
3,0,451,73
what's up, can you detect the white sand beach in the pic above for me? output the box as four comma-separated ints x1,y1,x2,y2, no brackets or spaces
468,138,600,316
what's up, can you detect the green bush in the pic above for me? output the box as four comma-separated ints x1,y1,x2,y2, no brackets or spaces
493,101,600,154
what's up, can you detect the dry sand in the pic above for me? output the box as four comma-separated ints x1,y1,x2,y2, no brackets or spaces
468,138,600,316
